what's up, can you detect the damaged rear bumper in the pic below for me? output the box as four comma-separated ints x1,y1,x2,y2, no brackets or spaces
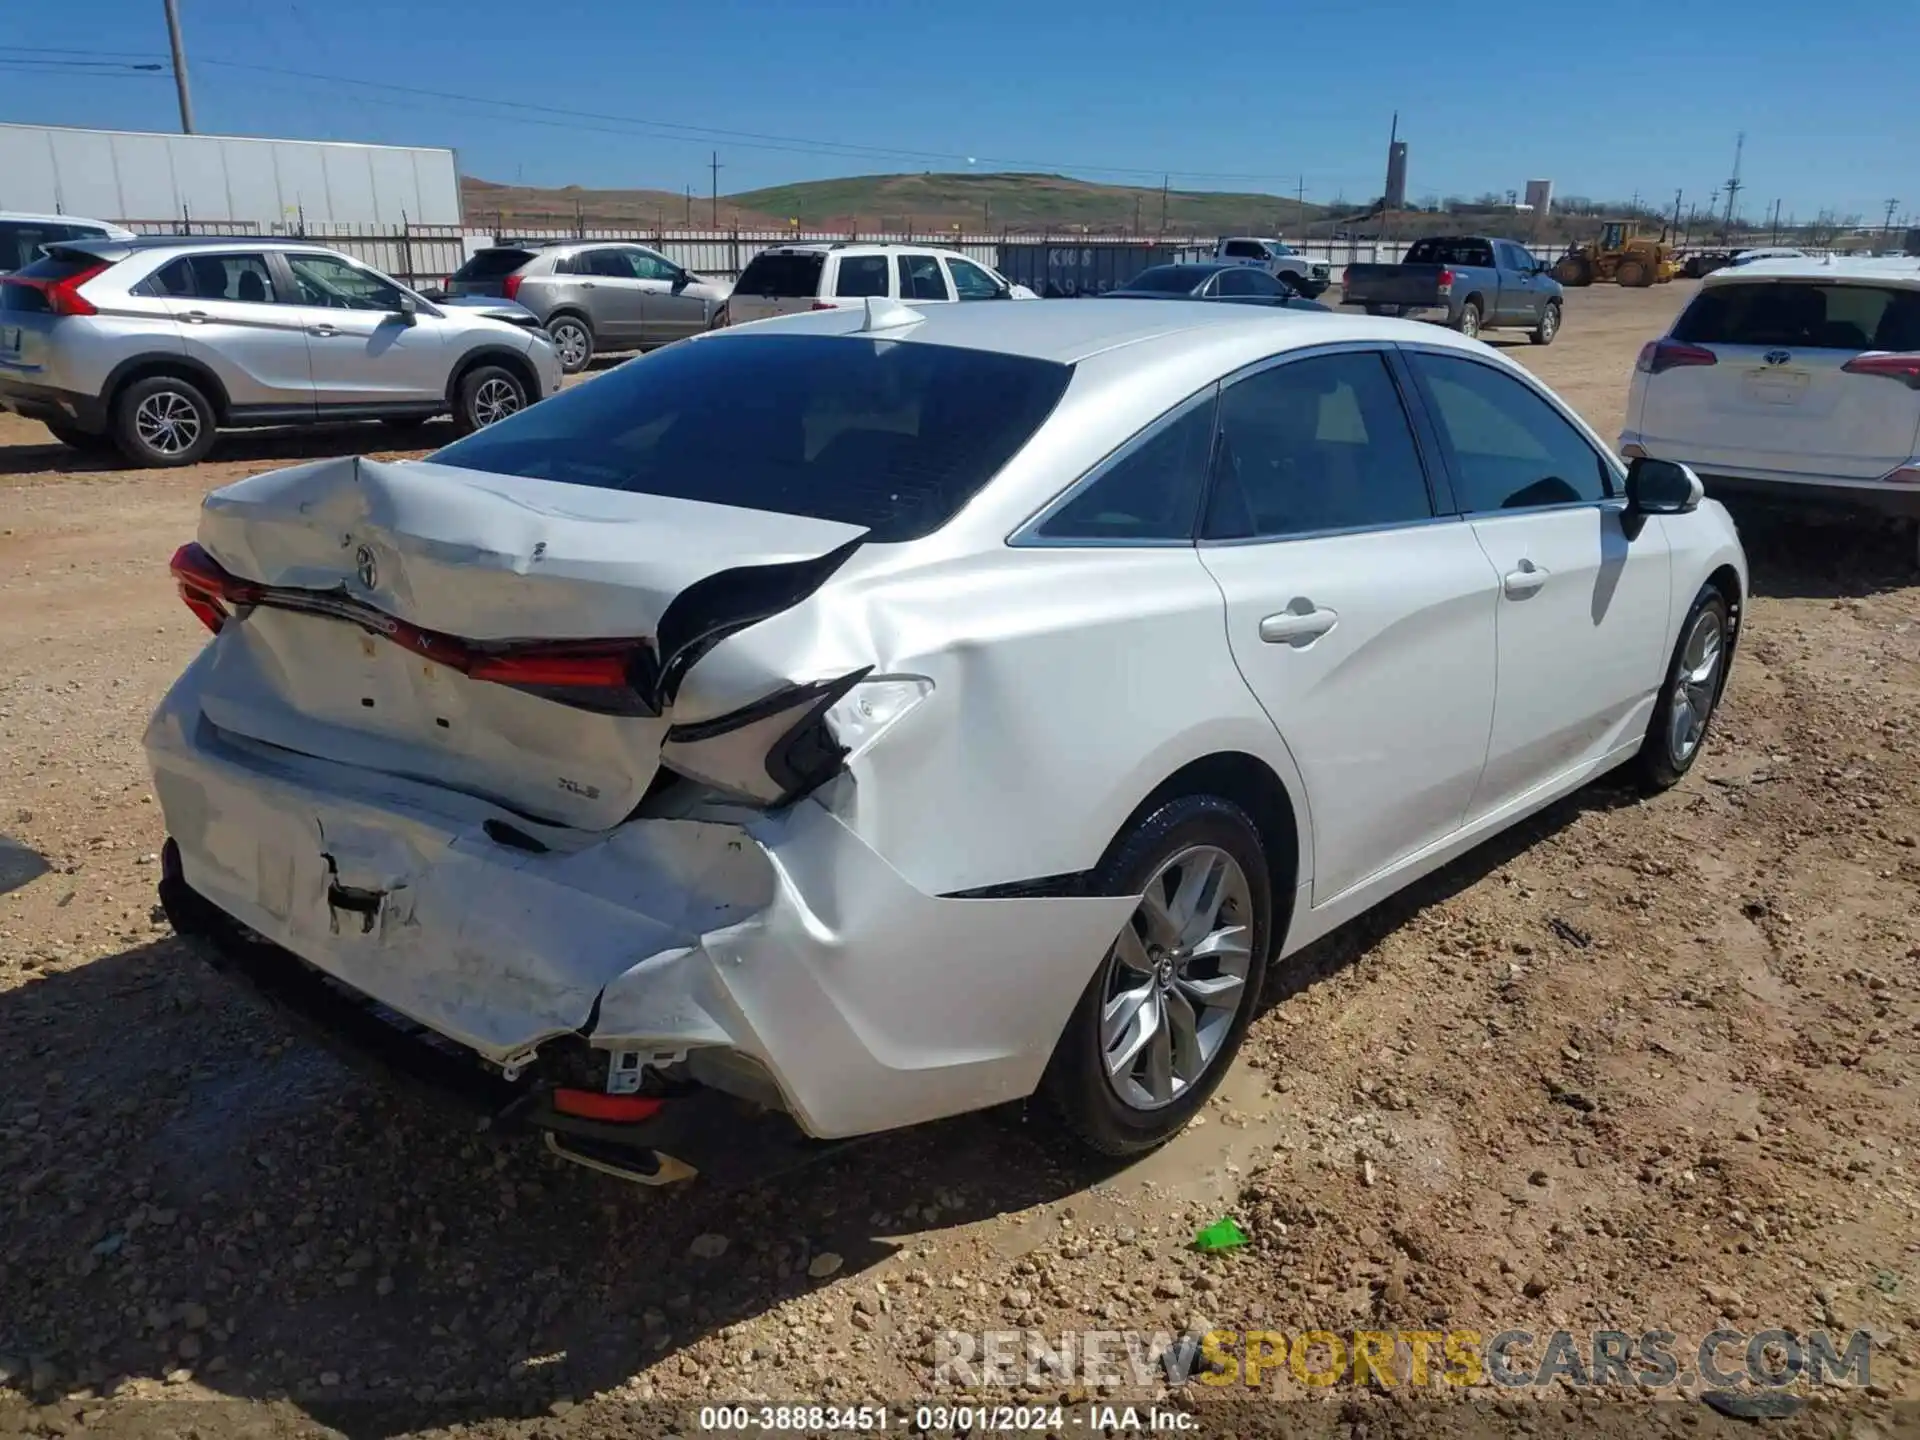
145,657,1135,1145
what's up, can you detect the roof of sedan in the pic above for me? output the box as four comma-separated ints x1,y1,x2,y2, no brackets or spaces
708,296,1449,365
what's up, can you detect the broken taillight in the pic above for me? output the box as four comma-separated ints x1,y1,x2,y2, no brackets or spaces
166,541,660,715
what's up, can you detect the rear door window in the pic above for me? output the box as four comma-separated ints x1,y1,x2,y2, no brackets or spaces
1202,352,1434,539
624,248,682,282
148,253,277,303
429,333,1074,543
581,249,638,279
1676,282,1920,352
734,251,826,298
0,221,66,274
1222,240,1266,260
834,255,891,298
897,254,951,301
1035,392,1215,542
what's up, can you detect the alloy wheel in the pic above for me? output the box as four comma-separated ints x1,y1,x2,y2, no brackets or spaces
1100,844,1254,1111
472,377,523,428
1667,607,1725,765
551,321,589,370
134,391,202,456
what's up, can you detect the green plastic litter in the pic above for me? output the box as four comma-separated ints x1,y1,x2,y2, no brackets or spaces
1192,1217,1249,1252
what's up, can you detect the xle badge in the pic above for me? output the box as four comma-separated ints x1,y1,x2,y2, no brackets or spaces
558,777,601,799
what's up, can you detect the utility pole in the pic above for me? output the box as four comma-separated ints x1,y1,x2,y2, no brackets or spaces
1296,174,1305,222
709,151,722,227
1670,188,1683,242
684,185,692,225
1884,198,1900,234
1159,174,1169,233
1721,131,1744,238
163,0,195,133
1770,198,1781,243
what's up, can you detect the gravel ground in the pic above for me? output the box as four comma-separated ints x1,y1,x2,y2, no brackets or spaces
2,285,1918,1439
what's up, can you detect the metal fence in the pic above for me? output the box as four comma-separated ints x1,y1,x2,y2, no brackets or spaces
109,219,1565,290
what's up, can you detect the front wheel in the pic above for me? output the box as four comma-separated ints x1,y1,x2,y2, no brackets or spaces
1529,302,1561,346
1454,301,1482,339
1041,794,1273,1157
1634,585,1732,791
452,364,528,436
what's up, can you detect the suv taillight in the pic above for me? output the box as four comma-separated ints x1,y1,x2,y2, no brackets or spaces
502,274,522,301
1,261,108,316
1636,339,1718,375
810,300,838,311
1842,353,1920,390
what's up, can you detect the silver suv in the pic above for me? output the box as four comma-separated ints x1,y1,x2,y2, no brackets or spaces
446,240,733,373
0,236,563,467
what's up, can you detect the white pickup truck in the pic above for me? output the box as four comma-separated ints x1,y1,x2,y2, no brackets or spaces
1213,237,1331,298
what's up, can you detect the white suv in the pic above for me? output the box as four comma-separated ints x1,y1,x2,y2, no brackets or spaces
723,242,1034,325
1620,257,1920,560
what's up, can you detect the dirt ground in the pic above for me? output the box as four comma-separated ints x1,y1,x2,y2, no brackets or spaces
2,285,1918,1440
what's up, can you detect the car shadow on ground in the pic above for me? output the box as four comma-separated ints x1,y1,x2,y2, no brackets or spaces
0,835,49,898
1720,501,1915,601
0,785,1631,1430
0,424,455,478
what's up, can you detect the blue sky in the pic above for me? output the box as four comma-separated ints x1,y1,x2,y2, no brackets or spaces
3,0,1913,223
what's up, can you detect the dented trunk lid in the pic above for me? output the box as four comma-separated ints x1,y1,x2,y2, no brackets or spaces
191,455,865,829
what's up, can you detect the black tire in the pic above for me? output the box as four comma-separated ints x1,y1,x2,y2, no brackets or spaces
1454,300,1483,339
1617,259,1650,289
1529,301,1562,346
1040,794,1275,1158
109,374,217,468
451,364,528,437
43,421,112,452
1634,585,1733,792
1552,257,1592,287
545,313,594,374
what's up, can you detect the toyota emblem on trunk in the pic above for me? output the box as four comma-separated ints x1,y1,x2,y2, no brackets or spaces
355,545,378,590
1763,349,1792,366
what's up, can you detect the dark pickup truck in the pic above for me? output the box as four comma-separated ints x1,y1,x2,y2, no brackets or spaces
1341,236,1563,344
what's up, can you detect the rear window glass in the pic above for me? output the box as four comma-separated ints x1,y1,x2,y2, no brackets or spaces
0,252,105,312
1123,266,1211,293
429,334,1074,544
452,249,535,280
1405,238,1495,267
1675,282,1920,352
734,252,826,298
834,255,890,298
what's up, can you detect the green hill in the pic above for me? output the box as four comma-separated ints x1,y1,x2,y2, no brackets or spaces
462,171,1329,235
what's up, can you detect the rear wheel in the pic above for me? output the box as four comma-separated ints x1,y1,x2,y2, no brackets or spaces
1529,301,1561,346
1041,794,1273,1157
109,375,217,467
1454,300,1482,339
1634,585,1732,791
545,315,594,374
452,364,528,436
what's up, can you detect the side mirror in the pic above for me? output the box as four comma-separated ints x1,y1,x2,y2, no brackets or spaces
671,268,692,289
1622,456,1703,537
396,293,419,324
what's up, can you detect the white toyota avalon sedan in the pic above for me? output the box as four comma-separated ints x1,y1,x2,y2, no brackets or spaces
147,295,1747,1183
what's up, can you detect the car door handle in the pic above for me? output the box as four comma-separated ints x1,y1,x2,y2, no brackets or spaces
578,282,596,289
1259,606,1338,645
181,309,209,324
308,325,339,337
1503,561,1550,597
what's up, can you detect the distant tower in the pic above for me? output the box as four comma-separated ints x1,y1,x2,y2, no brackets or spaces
1384,113,1409,211
1524,179,1554,215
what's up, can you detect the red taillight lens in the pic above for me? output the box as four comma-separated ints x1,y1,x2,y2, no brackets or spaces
467,644,638,688
1436,267,1455,291
1879,465,1920,485
170,541,259,635
810,300,838,311
550,1089,665,1123
1,261,108,317
1842,353,1920,389
1637,339,1719,375
501,273,522,301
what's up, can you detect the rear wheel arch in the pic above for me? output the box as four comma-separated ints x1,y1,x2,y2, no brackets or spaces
103,355,233,423
447,346,538,412
1102,751,1303,956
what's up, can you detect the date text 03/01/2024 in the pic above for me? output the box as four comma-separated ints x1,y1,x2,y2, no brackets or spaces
696,1403,1199,1432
